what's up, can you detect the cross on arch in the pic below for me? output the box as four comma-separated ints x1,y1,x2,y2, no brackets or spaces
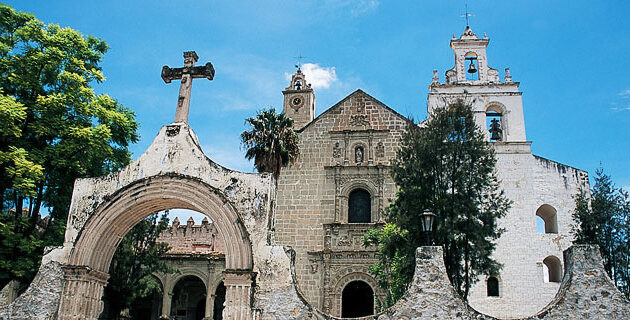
161,51,215,124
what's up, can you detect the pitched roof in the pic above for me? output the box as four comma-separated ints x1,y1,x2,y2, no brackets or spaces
297,89,414,132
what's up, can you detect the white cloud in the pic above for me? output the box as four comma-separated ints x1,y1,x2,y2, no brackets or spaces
610,106,630,112
619,89,630,97
285,63,338,89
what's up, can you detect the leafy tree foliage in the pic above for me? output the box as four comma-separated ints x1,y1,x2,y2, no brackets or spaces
104,212,172,317
364,100,511,304
0,5,138,287
572,168,630,298
240,108,299,179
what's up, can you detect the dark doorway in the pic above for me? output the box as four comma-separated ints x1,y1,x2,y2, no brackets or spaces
171,275,206,320
213,282,226,320
341,280,374,318
348,189,371,223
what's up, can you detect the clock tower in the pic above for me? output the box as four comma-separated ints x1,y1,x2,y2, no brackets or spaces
283,67,315,130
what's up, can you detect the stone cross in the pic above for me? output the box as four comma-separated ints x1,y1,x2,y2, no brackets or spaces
161,51,215,124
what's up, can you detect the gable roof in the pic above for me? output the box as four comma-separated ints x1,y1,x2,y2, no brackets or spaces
297,89,414,132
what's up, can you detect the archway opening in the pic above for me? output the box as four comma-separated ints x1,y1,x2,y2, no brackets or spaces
213,282,226,320
171,275,206,320
543,255,562,283
536,204,558,234
60,176,254,320
341,280,374,318
348,189,371,223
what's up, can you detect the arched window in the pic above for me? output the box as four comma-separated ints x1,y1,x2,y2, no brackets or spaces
487,276,499,297
342,280,374,318
536,204,558,234
348,189,371,223
543,256,562,283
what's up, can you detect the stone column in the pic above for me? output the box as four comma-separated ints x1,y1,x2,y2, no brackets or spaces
160,291,173,319
57,265,109,320
222,270,256,320
203,293,214,320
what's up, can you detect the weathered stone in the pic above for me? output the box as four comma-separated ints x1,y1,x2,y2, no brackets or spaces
0,260,64,320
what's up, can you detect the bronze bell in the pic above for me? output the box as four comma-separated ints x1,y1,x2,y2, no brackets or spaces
467,60,477,74
489,119,502,141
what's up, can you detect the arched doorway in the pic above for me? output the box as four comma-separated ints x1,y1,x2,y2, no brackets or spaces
341,280,374,318
171,275,206,320
57,175,255,320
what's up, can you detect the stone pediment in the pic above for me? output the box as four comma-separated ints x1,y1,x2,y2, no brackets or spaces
299,89,412,133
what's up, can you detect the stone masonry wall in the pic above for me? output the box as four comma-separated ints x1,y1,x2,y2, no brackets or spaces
274,89,409,313
467,148,589,317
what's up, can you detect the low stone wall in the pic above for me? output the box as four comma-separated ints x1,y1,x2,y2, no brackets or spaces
257,244,629,320
2,244,628,319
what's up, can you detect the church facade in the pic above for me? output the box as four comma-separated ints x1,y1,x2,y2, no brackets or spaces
274,27,589,318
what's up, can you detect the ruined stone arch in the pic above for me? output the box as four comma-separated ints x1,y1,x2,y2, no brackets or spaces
59,174,254,319
68,174,252,272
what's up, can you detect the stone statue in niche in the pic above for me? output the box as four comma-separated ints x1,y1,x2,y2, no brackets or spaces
355,146,364,163
375,141,384,157
333,142,342,158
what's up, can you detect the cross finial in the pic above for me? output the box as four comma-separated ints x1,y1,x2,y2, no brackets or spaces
161,51,215,124
294,53,307,71
460,2,474,28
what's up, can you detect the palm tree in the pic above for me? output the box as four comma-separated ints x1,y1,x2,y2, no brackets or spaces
240,108,299,179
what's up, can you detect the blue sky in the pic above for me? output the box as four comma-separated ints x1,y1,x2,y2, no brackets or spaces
6,1,630,222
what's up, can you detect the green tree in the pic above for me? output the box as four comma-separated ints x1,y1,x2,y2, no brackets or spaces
364,100,511,305
104,212,172,317
572,168,630,298
240,108,299,179
0,5,138,288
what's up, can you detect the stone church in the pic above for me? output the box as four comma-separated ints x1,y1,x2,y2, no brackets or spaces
5,26,624,320
273,26,588,318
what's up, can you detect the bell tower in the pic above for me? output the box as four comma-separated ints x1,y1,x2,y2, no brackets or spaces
428,27,527,145
283,67,315,130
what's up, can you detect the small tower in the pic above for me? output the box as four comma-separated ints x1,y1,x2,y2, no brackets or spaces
283,67,315,130
429,27,527,144
445,26,500,84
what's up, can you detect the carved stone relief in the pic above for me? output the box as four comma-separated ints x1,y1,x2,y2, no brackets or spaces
332,142,342,158
375,142,384,158
349,114,369,126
